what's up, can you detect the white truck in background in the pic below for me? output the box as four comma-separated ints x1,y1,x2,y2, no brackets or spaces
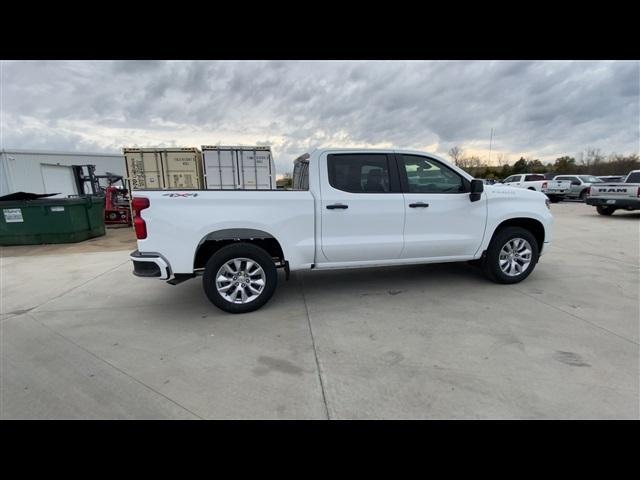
501,173,571,203
502,173,548,191
130,148,554,313
586,170,640,215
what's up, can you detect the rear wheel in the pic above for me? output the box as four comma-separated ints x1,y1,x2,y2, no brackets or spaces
202,243,277,313
548,196,561,203
596,205,615,216
482,227,539,284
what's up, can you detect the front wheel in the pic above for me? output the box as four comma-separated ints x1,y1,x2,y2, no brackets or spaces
482,227,540,284
202,243,277,313
579,190,588,201
596,205,615,216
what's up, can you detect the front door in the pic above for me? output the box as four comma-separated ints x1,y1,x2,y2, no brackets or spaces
320,152,405,263
398,154,487,259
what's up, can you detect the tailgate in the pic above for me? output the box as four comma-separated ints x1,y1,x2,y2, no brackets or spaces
590,184,639,198
544,180,571,192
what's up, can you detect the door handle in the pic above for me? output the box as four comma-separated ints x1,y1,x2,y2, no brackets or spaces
409,202,429,208
326,203,348,210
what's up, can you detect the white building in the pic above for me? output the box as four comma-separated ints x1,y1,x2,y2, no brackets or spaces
0,149,126,198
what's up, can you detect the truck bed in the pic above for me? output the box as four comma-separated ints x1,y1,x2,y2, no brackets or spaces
134,189,316,274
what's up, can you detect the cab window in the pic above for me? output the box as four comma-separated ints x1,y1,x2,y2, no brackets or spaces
400,155,466,193
327,154,392,193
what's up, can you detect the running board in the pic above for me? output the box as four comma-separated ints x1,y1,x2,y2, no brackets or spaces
167,273,196,285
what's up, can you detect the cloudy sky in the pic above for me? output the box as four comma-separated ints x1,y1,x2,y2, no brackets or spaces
1,60,638,174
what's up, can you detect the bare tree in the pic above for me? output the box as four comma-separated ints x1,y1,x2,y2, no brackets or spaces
448,146,465,167
582,147,604,167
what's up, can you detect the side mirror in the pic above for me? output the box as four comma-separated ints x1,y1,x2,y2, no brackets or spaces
470,179,484,202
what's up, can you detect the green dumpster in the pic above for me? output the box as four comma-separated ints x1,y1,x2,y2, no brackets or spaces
0,196,105,246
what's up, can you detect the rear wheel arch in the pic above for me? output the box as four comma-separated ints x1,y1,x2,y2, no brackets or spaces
193,228,285,270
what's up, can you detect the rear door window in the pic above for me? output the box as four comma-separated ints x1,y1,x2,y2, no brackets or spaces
327,154,394,193
525,174,545,182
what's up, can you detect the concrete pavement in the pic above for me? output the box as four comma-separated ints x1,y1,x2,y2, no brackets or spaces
1,202,638,419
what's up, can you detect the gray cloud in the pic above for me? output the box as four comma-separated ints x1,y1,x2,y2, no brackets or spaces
1,60,638,173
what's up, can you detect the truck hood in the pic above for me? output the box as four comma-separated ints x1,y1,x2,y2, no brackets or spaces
485,184,548,200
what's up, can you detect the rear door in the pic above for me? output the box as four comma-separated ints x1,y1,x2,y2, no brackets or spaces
319,152,405,262
524,174,545,189
398,154,487,259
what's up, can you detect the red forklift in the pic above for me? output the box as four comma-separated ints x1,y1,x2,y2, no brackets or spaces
73,165,132,227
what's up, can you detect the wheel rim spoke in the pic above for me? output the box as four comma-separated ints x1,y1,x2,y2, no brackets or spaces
499,237,533,277
216,257,266,304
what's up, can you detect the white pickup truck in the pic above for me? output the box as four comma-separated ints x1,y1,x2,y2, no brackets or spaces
130,149,554,313
585,170,640,215
501,173,571,202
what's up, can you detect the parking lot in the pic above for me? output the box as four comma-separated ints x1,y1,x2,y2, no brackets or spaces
1,202,638,419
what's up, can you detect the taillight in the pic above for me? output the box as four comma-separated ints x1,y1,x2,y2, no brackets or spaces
637,187,640,197
542,182,547,190
586,187,591,196
131,197,150,239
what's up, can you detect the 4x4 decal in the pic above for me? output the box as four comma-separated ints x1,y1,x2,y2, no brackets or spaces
162,193,199,198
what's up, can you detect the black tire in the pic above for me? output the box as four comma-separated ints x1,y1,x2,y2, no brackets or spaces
202,242,277,314
481,227,540,284
596,205,615,216
548,196,561,203
579,189,588,201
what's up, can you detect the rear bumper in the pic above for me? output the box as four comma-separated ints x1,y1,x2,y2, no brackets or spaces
130,250,171,280
586,198,640,209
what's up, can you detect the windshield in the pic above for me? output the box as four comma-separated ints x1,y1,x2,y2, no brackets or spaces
579,175,602,183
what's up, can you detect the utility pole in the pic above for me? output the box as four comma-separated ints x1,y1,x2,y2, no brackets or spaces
488,128,494,165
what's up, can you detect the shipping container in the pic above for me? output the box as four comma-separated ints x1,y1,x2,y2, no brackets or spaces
123,147,204,190
163,148,203,189
202,146,275,190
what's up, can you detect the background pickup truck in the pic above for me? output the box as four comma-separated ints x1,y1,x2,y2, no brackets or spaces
130,148,554,313
500,173,571,202
501,173,549,191
541,179,572,203
586,170,640,215
552,174,603,201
